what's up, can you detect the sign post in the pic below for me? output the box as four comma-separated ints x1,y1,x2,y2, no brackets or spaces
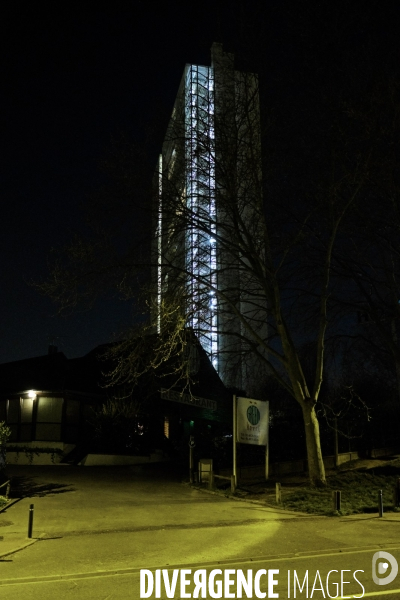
233,395,237,487
234,396,269,483
188,436,196,484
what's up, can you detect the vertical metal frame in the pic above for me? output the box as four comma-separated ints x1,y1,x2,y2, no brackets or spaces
185,65,218,369
156,153,163,334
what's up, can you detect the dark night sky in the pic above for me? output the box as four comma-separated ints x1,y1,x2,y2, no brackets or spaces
1,1,398,364
1,1,222,363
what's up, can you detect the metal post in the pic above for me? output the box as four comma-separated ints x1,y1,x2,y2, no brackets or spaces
265,401,270,481
378,490,383,517
332,490,341,511
208,470,214,491
276,482,281,504
392,480,400,508
27,503,34,538
231,475,236,494
189,445,193,484
334,417,339,468
189,436,195,484
233,395,237,487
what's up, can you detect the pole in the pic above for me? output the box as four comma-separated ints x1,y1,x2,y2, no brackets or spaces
189,442,194,484
188,435,196,484
276,482,281,504
378,490,383,517
334,416,339,468
265,400,269,480
233,394,237,487
332,490,341,512
27,503,34,538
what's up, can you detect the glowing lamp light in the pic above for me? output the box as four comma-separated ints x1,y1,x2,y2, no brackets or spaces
27,390,36,399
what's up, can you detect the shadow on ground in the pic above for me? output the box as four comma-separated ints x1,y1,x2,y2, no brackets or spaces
7,476,75,498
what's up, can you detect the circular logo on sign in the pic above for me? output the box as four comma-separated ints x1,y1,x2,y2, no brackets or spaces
247,405,260,425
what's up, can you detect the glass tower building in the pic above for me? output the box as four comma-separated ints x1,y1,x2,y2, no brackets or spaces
154,43,265,393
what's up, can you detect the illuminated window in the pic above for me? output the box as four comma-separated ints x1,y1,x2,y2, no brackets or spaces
21,398,33,423
36,396,63,441
20,397,34,442
7,398,19,424
6,396,34,442
6,398,19,442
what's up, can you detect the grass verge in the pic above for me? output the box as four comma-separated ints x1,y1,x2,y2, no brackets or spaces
273,468,400,515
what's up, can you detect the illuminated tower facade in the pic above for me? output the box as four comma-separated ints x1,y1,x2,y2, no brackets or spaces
154,43,265,393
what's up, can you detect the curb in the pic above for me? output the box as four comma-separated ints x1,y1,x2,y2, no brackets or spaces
0,536,40,559
0,500,44,558
0,498,21,514
188,482,315,517
189,483,400,521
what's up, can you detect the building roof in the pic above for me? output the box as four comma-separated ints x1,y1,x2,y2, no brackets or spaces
0,348,105,396
0,338,230,410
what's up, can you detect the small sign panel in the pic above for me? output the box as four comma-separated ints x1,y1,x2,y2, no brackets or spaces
160,388,217,412
236,397,269,446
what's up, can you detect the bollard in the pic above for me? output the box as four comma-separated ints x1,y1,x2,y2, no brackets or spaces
208,471,214,491
188,436,196,484
276,482,282,504
27,503,34,538
395,479,400,507
189,446,194,484
378,490,383,518
5,482,10,500
332,490,341,512
392,483,399,508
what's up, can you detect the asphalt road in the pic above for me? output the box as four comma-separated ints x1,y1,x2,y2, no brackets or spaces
1,542,400,599
1,465,400,599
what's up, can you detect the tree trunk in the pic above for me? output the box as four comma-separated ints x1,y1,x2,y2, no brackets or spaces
334,416,339,469
301,400,326,486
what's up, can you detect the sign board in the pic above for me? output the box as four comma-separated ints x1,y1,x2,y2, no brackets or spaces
160,388,217,412
236,397,269,446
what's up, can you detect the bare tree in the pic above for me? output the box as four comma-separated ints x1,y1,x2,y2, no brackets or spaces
147,44,378,486
38,43,379,486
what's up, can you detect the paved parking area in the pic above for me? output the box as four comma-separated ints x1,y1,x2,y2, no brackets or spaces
0,463,303,555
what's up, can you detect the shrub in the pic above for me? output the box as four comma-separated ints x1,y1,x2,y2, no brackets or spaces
0,421,11,470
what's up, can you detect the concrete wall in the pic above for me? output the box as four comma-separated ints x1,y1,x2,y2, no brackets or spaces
6,442,75,465
80,451,170,466
370,447,396,458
